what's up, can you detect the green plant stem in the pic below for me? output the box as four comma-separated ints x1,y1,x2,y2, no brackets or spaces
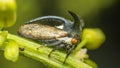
73,39,88,54
7,33,92,68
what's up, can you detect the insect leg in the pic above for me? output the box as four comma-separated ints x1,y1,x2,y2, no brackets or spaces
48,44,65,57
63,45,74,64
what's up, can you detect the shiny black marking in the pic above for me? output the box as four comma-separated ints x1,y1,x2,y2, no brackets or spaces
19,47,25,51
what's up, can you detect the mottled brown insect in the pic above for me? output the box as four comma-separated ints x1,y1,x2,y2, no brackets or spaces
18,23,68,40
18,11,84,63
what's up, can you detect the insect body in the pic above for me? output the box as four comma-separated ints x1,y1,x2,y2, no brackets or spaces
18,11,84,63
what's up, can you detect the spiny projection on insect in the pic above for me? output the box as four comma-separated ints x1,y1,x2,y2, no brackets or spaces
18,11,84,63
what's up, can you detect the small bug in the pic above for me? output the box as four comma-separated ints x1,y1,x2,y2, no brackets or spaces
18,11,84,63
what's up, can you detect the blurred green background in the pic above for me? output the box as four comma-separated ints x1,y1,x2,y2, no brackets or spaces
0,0,120,68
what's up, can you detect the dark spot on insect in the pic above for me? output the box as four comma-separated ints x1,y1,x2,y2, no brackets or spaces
19,47,25,51
18,11,84,64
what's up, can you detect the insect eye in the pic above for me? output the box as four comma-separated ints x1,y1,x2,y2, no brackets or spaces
71,38,77,44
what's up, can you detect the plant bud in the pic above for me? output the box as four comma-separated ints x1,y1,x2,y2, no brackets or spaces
0,0,16,29
4,40,19,62
82,28,105,50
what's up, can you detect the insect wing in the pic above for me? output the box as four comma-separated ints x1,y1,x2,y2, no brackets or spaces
18,23,68,40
